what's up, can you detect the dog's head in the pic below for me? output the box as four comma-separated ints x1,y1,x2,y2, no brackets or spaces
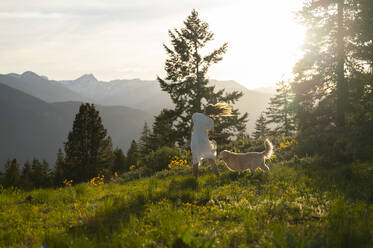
218,150,230,161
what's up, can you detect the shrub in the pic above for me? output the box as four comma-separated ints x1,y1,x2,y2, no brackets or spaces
118,166,152,183
327,198,371,247
141,146,184,173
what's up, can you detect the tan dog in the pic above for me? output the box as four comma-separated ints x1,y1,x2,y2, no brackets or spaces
218,139,273,172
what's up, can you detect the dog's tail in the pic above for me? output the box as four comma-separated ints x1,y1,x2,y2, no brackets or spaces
263,139,274,159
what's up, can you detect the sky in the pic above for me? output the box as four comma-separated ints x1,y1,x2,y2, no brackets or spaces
0,0,306,89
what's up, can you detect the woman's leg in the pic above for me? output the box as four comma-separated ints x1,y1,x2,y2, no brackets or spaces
208,158,219,176
193,163,199,178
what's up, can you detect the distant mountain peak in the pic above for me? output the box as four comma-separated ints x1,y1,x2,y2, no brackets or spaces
76,74,98,83
21,71,44,81
22,71,38,76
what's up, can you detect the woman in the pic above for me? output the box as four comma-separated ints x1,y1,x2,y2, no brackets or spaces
191,103,232,177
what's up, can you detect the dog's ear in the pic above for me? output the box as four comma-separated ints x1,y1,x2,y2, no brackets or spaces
218,151,227,159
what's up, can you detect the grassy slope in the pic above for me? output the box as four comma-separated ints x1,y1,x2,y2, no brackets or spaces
1,158,373,248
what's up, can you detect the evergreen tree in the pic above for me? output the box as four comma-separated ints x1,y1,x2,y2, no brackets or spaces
292,0,356,155
41,160,52,187
253,113,271,139
126,140,139,167
21,161,33,189
157,9,248,146
150,109,176,150
335,0,348,129
31,159,50,188
53,149,65,187
353,0,373,74
4,159,20,187
113,148,128,173
64,103,114,183
138,122,153,156
347,0,373,157
265,80,295,136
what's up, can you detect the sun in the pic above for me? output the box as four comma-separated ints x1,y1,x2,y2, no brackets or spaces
201,1,305,89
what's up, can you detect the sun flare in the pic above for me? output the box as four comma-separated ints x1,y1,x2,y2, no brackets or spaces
203,1,306,89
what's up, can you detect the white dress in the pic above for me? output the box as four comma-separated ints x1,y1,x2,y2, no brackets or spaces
191,113,217,165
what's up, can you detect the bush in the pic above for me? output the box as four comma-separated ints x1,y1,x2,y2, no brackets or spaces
141,146,184,173
327,198,372,247
118,166,152,183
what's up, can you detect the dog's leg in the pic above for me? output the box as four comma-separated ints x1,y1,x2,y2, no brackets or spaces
261,162,270,171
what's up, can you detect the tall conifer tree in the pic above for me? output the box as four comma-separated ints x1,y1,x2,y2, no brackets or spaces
138,122,152,156
30,159,50,188
266,80,295,136
126,140,139,167
292,0,360,157
150,109,176,150
4,159,20,187
21,160,33,189
64,103,113,183
113,148,128,173
253,113,271,139
54,149,65,186
157,9,248,146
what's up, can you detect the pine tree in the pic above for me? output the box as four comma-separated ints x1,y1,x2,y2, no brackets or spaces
265,80,295,136
157,9,248,146
293,0,356,156
4,159,20,187
150,109,176,150
113,148,128,173
31,159,50,188
344,0,373,158
138,122,153,156
253,113,271,139
64,103,114,183
31,159,42,188
293,1,352,128
294,0,350,130
53,148,65,186
21,160,33,189
41,160,52,187
353,0,373,76
126,140,139,167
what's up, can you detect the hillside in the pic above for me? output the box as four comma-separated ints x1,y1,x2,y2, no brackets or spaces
1,156,372,247
0,83,153,168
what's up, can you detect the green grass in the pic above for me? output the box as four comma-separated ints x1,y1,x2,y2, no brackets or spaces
1,158,372,247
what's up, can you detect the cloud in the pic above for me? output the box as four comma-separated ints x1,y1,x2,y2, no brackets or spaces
0,0,305,88
0,0,230,22
0,11,64,19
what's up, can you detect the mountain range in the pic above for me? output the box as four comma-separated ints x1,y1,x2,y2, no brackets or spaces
0,71,274,169
0,82,152,169
1,71,274,129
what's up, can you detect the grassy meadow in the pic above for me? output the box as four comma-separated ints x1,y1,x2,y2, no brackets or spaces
1,154,373,248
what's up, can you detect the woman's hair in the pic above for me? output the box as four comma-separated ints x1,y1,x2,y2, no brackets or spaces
204,102,232,118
